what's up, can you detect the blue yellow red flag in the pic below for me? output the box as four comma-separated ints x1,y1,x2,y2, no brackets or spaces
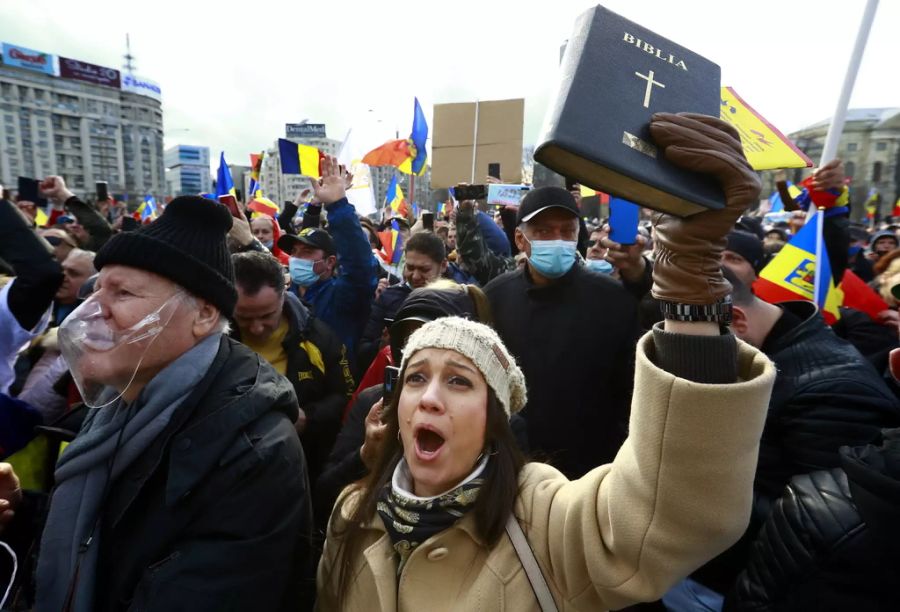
248,152,264,198
215,152,236,198
278,139,323,178
385,175,408,217
248,196,279,218
138,195,157,221
719,87,813,171
753,210,843,323
390,219,404,264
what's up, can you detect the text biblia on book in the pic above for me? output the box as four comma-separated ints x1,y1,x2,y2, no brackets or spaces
535,5,726,217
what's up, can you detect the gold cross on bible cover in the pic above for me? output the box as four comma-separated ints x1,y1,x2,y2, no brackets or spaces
634,69,665,108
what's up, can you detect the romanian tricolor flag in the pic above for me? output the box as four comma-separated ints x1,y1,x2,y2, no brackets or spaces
753,210,843,324
892,197,900,219
385,175,408,217
215,152,236,198
378,219,406,265
248,195,279,218
363,97,429,176
138,195,157,221
278,139,324,178
248,152,264,198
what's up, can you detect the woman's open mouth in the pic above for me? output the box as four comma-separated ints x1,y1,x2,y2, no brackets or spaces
414,425,446,462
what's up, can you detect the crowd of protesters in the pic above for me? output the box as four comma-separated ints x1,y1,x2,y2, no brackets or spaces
0,112,898,612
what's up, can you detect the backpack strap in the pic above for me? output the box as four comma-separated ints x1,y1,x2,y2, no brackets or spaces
505,514,559,612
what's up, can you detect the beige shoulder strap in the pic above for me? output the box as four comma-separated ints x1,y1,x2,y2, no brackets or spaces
505,514,559,612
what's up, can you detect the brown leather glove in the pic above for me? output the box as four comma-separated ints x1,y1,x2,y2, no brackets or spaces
648,112,761,305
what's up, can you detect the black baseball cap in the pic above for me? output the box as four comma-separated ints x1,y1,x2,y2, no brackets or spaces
277,227,336,256
516,186,580,225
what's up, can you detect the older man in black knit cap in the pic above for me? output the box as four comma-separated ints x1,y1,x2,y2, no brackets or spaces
4,196,315,611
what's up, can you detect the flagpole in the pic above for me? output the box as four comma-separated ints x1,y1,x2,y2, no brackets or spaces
819,0,879,166
471,99,480,183
813,207,825,310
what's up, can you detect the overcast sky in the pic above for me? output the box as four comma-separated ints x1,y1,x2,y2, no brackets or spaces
2,0,898,168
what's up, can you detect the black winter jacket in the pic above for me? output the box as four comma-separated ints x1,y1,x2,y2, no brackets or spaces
728,429,900,611
693,301,900,594
753,301,900,518
484,264,639,478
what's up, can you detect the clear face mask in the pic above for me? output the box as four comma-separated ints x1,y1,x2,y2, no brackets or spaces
57,291,187,408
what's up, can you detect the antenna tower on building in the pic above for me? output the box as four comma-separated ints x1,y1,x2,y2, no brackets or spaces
123,33,137,73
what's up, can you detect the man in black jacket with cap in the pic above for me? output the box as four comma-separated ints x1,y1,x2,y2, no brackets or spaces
484,186,640,478
2,196,314,611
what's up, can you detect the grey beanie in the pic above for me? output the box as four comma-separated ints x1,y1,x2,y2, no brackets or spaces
399,317,527,416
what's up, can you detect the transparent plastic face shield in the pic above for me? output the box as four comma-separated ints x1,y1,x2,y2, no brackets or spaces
58,291,188,408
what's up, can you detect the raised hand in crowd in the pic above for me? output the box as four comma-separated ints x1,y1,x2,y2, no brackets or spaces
811,158,846,191
227,201,255,248
39,175,74,206
374,277,389,301
649,112,761,308
359,399,387,470
309,155,349,204
601,229,648,284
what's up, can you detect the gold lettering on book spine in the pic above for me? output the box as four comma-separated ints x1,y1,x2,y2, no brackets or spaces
622,132,658,158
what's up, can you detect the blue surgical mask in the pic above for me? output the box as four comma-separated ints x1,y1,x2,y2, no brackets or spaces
585,258,614,274
525,237,577,278
262,240,274,249
289,257,321,287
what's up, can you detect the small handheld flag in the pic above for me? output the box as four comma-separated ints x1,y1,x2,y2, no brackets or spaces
754,210,843,323
215,152,236,198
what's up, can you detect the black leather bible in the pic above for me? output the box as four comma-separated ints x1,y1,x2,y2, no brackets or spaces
535,5,725,217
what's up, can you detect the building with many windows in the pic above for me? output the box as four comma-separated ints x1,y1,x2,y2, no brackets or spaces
164,144,211,196
769,108,900,220
0,41,164,204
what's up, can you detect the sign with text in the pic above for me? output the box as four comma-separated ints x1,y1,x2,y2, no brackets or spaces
59,56,121,88
487,183,531,207
285,123,327,139
2,42,57,75
121,73,162,101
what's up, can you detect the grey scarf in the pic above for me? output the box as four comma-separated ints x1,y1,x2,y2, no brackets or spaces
36,333,221,612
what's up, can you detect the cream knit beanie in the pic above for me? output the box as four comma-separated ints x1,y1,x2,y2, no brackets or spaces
399,317,527,416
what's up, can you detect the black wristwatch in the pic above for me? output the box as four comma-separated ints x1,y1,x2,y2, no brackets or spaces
659,296,733,324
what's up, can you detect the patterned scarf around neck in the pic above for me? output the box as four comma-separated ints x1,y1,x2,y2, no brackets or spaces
377,454,488,573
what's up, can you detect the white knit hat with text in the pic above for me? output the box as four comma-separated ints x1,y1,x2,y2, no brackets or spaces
399,317,527,416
